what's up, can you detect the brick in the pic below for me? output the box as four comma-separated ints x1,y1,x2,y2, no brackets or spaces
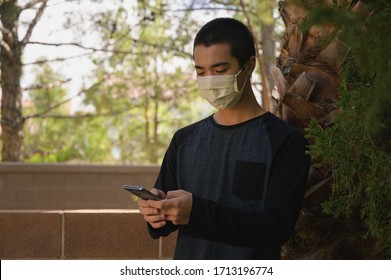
64,210,159,259
63,189,84,209
0,173,33,189
0,211,62,259
128,174,157,189
65,174,99,190
98,174,131,189
0,189,17,209
32,173,66,189
15,189,35,209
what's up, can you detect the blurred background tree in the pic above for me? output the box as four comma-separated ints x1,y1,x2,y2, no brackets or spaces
23,62,114,162
1,0,279,164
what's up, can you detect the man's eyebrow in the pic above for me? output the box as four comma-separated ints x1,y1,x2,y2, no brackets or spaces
194,61,231,69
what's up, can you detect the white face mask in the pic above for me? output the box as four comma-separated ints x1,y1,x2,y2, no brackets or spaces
197,68,247,110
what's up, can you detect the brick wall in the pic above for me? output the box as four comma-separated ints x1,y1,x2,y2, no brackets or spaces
0,163,178,259
0,163,160,210
0,210,177,259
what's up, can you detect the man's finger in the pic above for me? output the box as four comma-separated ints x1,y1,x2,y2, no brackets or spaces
145,214,165,223
139,206,159,216
147,199,163,209
151,188,167,199
149,220,166,229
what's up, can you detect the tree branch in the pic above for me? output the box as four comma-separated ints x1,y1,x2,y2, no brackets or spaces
0,22,14,58
23,79,103,122
20,0,48,47
22,78,72,91
0,21,14,44
0,40,13,59
27,39,193,58
24,92,82,121
21,0,47,11
239,0,273,112
28,108,135,120
165,6,241,13
22,51,95,65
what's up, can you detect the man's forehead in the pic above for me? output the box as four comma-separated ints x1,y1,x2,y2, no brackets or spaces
193,43,235,63
194,43,231,53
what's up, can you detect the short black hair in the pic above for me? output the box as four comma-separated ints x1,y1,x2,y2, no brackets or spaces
193,18,256,67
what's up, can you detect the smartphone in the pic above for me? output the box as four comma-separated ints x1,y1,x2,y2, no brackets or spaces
122,185,161,201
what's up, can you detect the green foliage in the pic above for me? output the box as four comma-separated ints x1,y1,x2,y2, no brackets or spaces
305,0,391,256
23,64,114,163
19,0,270,164
81,1,209,164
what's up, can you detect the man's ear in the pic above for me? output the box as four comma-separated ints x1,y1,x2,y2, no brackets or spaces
245,56,256,74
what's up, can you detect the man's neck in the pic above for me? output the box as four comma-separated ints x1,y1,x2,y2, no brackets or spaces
213,90,266,126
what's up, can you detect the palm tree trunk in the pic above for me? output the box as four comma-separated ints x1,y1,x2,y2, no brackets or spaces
272,0,380,259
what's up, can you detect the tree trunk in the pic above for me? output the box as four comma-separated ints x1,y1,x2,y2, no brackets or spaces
272,0,379,259
261,22,275,110
1,1,24,161
239,0,275,111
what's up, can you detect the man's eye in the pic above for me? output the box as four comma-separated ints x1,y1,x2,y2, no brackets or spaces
196,72,204,76
216,69,227,73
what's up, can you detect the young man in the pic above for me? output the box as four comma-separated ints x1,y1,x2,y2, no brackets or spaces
138,18,310,259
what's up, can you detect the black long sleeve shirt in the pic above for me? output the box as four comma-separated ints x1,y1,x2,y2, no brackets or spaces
148,112,310,259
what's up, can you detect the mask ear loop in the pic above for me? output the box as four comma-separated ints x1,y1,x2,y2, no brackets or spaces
235,67,244,78
235,63,249,92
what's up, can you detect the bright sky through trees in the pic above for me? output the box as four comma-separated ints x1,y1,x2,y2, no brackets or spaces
20,0,234,112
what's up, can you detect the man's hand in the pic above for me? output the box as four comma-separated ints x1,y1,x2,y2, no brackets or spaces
148,190,193,225
138,188,167,229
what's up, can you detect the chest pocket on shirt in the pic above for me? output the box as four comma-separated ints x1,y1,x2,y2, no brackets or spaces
232,160,266,201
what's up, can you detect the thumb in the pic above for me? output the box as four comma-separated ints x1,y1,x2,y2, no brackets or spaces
151,188,166,199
